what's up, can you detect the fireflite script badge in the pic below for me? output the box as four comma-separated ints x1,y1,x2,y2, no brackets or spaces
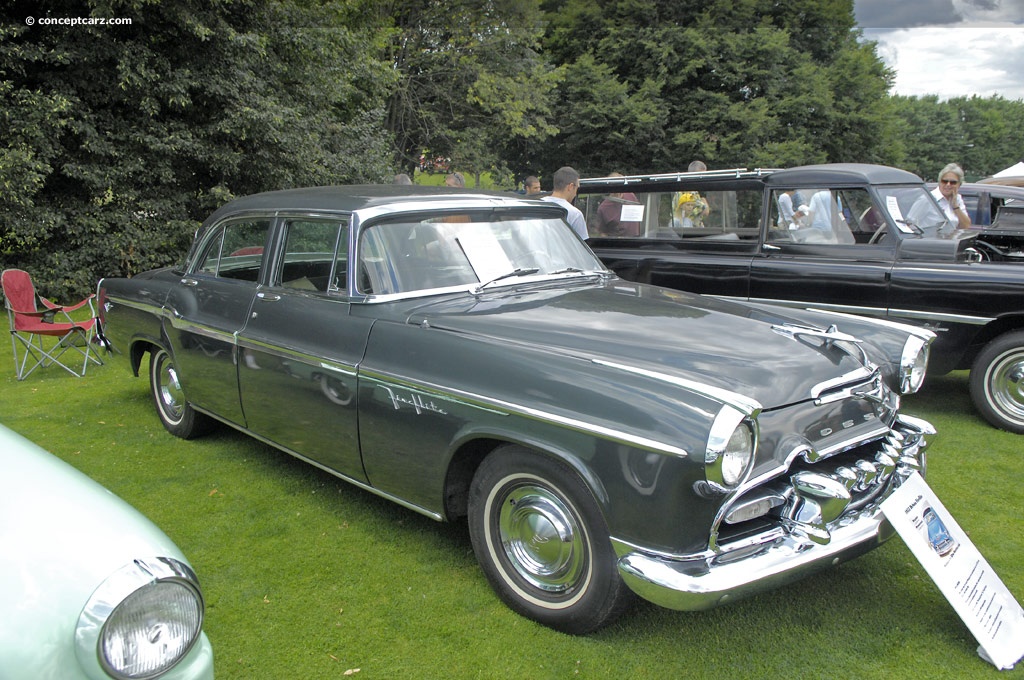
380,386,449,416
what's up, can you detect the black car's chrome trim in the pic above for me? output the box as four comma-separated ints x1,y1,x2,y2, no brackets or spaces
360,368,691,459
710,293,994,328
886,307,993,325
739,296,993,327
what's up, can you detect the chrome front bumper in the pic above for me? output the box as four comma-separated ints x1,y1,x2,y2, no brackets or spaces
614,414,934,611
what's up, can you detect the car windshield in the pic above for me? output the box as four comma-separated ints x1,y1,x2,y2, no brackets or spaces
877,186,953,236
356,212,606,296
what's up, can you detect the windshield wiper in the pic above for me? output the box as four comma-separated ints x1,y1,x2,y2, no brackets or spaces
475,267,540,291
894,218,923,234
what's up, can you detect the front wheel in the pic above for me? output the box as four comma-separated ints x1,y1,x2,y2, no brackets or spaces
149,348,214,439
969,331,1024,433
467,445,634,634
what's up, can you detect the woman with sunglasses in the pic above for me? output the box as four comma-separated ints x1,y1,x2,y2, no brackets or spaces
932,163,971,229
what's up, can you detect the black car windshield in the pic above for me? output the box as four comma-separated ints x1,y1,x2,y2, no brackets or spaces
879,186,954,236
357,213,605,296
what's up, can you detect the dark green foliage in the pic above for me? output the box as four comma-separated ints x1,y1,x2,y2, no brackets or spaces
3,0,1024,299
1,0,393,298
534,0,897,175
380,0,557,187
889,94,1024,182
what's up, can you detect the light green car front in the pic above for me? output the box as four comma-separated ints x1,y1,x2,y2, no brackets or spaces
0,425,214,680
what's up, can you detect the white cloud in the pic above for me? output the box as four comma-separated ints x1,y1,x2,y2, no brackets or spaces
855,0,1024,100
863,26,1024,100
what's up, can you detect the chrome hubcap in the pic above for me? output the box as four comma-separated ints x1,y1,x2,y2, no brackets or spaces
988,352,1024,425
498,484,585,593
158,358,184,421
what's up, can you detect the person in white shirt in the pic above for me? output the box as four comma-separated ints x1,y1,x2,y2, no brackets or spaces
932,163,970,229
541,166,588,239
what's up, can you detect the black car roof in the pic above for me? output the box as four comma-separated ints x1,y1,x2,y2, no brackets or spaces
202,184,547,225
764,164,922,188
578,163,923,192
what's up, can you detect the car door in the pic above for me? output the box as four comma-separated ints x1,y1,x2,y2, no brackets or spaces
164,218,271,425
750,188,894,317
236,216,372,482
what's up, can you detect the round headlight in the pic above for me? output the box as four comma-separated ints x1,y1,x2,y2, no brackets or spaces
77,558,204,680
706,406,757,488
720,424,754,486
900,335,931,394
101,579,203,678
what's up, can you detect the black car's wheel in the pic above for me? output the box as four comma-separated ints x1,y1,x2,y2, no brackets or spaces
970,331,1024,434
149,348,213,439
467,445,634,634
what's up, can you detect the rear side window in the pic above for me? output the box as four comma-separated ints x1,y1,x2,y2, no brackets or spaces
274,219,349,293
193,219,271,281
577,188,763,241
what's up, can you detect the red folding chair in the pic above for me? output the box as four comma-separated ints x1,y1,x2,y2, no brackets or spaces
2,269,103,380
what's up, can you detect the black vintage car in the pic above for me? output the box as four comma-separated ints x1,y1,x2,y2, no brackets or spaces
99,185,934,633
578,164,1024,433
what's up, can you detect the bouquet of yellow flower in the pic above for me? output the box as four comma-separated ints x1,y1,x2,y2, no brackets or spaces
674,191,707,224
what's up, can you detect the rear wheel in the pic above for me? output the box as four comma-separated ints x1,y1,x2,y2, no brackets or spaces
969,331,1024,433
467,445,634,634
149,348,214,439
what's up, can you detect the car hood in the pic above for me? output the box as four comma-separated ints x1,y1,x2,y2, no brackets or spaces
0,426,191,673
403,280,874,410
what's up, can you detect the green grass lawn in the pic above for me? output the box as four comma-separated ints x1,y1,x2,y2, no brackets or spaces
1,334,1021,678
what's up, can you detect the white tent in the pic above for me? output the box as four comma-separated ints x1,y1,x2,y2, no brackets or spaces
992,161,1024,178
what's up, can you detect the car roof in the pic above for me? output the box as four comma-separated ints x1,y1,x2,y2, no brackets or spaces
764,163,923,188
578,163,923,192
202,184,546,224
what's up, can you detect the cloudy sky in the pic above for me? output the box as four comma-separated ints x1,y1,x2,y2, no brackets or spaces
855,0,1024,100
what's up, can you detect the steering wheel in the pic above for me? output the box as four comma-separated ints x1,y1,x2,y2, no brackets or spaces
867,224,888,245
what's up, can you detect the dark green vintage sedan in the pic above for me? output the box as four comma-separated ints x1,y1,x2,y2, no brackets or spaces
99,185,936,633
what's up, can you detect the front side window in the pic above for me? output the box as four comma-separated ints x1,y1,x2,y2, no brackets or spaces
768,188,882,245
356,212,604,295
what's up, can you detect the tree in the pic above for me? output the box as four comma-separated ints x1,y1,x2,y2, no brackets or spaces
1,0,394,298
534,0,897,176
379,0,558,185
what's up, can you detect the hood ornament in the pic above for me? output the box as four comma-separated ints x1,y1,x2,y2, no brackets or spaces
771,322,869,366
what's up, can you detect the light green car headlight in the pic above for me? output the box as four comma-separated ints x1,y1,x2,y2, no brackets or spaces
76,557,204,680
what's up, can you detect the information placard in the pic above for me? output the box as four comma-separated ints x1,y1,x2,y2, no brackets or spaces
881,472,1024,670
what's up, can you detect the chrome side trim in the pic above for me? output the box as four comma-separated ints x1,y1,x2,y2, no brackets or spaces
238,335,358,377
887,307,993,325
359,368,690,459
737,296,994,327
590,358,762,416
